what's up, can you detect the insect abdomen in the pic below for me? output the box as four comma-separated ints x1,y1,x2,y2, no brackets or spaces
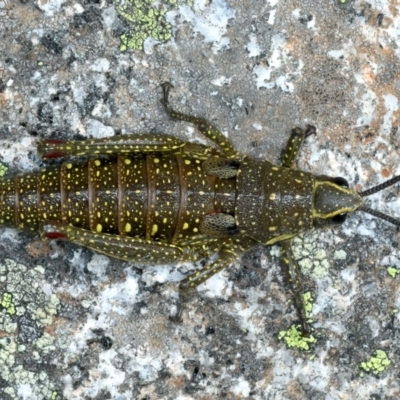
0,168,62,232
0,154,235,239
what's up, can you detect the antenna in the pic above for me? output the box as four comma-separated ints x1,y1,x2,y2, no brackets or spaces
359,175,400,197
357,175,400,227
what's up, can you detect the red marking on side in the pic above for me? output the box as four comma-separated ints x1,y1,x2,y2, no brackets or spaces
42,151,67,159
44,232,68,240
40,139,67,159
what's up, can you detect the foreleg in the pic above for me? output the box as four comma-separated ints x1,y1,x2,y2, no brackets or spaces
282,125,316,168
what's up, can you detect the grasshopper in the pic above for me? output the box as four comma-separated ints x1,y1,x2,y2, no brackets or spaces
1,83,399,335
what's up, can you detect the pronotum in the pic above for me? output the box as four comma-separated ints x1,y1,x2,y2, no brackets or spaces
1,83,400,335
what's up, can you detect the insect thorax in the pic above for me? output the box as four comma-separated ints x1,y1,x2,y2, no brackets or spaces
235,158,314,244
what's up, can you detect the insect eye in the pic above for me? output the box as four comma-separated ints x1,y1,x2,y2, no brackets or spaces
331,213,347,224
332,177,349,188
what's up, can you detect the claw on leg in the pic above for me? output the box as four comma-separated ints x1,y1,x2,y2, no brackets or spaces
304,124,316,138
169,285,196,323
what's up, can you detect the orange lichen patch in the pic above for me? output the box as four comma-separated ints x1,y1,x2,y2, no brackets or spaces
0,92,7,107
389,1,399,17
374,78,399,101
225,390,248,400
374,142,392,157
354,183,363,192
286,35,301,52
361,130,379,146
392,110,400,127
368,95,398,134
26,240,51,259
55,292,78,305
361,6,392,29
382,168,392,178
168,375,186,389
12,0,42,24
379,16,393,30
45,321,58,336
288,380,307,398
369,119,381,135
318,122,360,152
362,65,375,84
355,40,396,64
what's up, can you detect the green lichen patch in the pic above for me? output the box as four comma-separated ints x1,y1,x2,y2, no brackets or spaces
292,230,331,278
0,162,8,177
35,332,57,355
0,259,61,399
386,266,400,278
269,245,282,258
333,249,347,260
116,0,181,51
303,291,313,319
360,350,391,376
0,292,16,315
0,259,59,329
278,324,317,351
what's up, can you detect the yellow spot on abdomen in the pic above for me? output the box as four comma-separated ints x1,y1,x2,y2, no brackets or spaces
151,224,158,235
96,224,102,233
125,223,132,233
183,222,189,230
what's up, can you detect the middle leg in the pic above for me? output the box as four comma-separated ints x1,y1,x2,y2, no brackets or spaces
161,82,241,159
